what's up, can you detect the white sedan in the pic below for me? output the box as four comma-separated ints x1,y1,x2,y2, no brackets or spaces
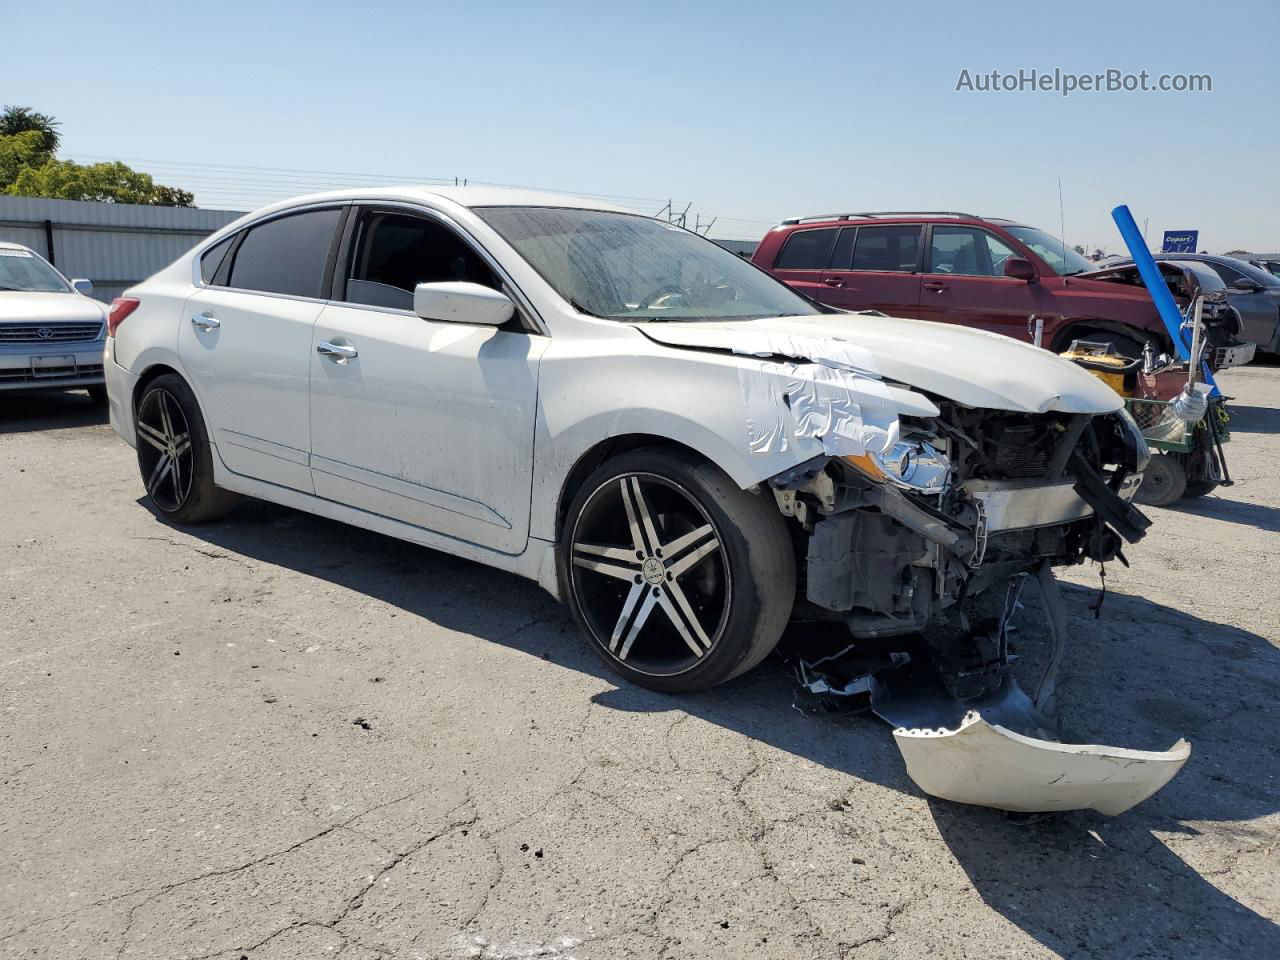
0,241,107,400
104,187,1187,814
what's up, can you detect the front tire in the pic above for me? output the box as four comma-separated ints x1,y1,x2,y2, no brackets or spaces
135,374,237,523
559,448,795,693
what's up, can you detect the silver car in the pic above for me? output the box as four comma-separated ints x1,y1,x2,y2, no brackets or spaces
0,242,108,401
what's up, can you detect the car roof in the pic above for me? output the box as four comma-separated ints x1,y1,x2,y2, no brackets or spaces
775,212,1025,229
247,184,636,217
0,241,35,252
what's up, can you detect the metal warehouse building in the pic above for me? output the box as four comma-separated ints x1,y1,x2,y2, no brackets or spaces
0,197,244,304
0,195,759,302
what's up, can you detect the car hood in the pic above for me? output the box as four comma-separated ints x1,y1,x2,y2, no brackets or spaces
636,313,1123,414
0,291,106,325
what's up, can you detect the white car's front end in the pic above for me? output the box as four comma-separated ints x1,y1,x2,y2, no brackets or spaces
0,244,108,394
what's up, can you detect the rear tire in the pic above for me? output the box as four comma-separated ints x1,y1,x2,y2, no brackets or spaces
1182,479,1219,499
1135,453,1187,506
559,447,795,693
135,374,237,523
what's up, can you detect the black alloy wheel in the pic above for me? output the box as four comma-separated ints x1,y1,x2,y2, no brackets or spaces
560,448,795,693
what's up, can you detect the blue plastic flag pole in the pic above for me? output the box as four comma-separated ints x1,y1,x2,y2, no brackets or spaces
1110,204,1218,394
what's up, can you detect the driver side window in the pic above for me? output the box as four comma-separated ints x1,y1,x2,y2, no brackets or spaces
342,211,501,310
928,227,1016,277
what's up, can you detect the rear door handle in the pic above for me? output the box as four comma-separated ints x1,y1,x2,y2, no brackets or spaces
822,277,845,288
923,281,948,293
191,313,220,331
317,340,358,362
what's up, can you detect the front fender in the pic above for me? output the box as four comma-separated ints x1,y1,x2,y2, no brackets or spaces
529,342,824,542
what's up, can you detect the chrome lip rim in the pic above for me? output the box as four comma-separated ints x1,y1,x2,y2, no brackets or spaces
569,472,731,677
136,388,194,512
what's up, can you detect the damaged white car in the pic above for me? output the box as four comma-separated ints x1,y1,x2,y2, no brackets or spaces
104,188,1188,815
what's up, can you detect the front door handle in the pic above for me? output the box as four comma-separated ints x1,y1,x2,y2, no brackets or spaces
923,281,948,293
822,277,845,288
191,313,220,331
317,340,358,363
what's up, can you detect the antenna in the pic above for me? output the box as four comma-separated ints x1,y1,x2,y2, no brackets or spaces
1058,177,1068,284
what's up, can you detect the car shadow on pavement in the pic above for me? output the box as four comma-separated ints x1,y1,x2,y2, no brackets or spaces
0,389,106,434
1170,495,1280,533
167,498,1280,960
1225,404,1279,435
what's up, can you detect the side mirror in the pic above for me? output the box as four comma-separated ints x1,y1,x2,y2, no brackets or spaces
1003,258,1037,282
1231,276,1263,292
71,278,93,295
413,282,514,326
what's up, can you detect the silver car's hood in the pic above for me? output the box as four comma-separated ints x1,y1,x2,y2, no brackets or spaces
0,291,107,325
638,313,1123,414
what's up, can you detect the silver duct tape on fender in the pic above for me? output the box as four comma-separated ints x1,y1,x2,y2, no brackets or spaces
733,333,902,458
890,719,1190,816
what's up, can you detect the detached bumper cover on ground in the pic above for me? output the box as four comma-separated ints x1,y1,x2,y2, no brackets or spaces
890,713,1191,816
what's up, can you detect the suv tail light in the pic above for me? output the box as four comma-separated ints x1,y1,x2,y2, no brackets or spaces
107,297,140,336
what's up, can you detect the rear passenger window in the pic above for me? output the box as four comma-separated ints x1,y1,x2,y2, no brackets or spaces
775,228,837,270
342,211,501,310
226,208,343,298
850,226,920,273
199,235,235,284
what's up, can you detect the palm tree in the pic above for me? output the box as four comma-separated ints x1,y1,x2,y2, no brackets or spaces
0,106,61,154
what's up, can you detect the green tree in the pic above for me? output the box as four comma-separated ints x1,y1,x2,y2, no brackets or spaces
1072,244,1086,255
5,157,194,206
0,105,194,206
0,106,61,154
0,129,51,188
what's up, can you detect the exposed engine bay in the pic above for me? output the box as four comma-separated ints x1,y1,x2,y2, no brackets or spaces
634,316,1193,816
769,399,1190,816
1082,258,1255,369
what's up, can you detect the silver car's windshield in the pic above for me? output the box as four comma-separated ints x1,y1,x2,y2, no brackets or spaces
475,206,819,322
0,248,69,292
1006,226,1093,277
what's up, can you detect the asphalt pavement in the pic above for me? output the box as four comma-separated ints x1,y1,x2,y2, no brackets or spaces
1,365,1277,959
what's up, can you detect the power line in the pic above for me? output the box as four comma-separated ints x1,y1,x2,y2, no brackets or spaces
64,153,774,240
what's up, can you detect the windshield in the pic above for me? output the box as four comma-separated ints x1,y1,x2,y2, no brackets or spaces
1006,226,1093,277
1222,257,1280,288
0,248,69,293
474,207,820,322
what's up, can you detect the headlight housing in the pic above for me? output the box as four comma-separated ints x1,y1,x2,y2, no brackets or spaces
844,437,951,493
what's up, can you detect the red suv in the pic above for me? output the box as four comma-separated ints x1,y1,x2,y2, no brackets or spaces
752,211,1221,359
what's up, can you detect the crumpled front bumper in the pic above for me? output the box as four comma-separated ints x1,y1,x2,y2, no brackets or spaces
871,670,1191,816
889,713,1190,816
861,566,1189,817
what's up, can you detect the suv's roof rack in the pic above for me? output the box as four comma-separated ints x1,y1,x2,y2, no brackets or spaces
779,211,984,225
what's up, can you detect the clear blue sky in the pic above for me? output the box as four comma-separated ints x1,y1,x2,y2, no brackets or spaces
5,0,1277,250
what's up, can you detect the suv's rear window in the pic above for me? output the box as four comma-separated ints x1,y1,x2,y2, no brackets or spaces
842,226,920,273
775,228,837,270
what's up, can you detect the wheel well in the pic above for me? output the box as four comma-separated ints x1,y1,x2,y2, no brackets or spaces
1050,319,1170,355
132,363,183,415
555,434,715,541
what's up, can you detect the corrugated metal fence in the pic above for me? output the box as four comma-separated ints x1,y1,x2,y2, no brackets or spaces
0,196,759,302
0,197,245,303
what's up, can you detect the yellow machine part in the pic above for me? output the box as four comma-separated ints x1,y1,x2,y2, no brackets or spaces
1059,343,1138,397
